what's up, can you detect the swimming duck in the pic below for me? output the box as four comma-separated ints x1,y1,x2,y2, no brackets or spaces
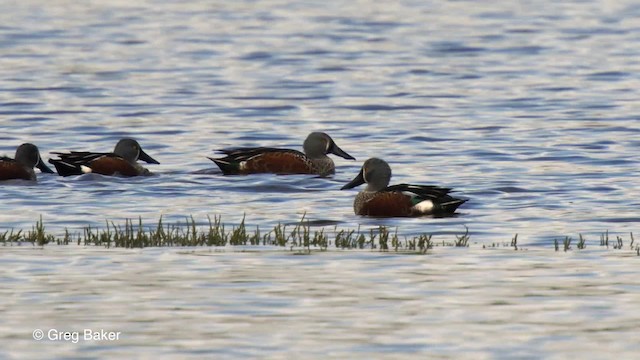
341,158,467,217
49,138,159,177
0,143,54,181
209,132,355,176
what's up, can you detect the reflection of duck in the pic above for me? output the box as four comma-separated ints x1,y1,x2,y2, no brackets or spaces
0,143,54,181
341,158,467,217
209,132,355,176
49,138,159,177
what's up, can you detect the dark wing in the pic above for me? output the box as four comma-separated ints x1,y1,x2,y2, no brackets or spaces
216,147,300,160
385,183,468,215
50,151,115,165
384,183,453,200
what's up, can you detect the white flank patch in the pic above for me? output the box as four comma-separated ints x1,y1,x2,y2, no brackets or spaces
239,161,248,170
414,200,434,213
80,165,93,174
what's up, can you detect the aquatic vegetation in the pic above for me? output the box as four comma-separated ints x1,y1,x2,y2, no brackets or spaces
552,236,579,252
5,216,57,246
0,216,438,254
483,234,526,250
454,226,470,247
563,236,572,252
1,217,637,256
614,236,624,250
577,234,586,250
600,230,609,247
0,229,22,243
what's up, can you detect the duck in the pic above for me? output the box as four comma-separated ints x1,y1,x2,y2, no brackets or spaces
49,138,159,177
0,143,54,181
209,132,355,176
341,158,467,217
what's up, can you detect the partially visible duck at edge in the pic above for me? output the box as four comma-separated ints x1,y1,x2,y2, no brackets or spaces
341,158,467,217
49,138,159,177
209,132,355,176
0,143,54,181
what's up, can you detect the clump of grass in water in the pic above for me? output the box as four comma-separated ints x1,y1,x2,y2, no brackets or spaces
563,236,572,252
614,236,624,250
27,216,54,246
0,229,22,245
552,236,574,252
0,217,55,247
417,234,433,254
577,234,586,250
229,215,248,246
378,226,389,251
629,233,640,256
406,233,433,254
455,226,470,247
600,230,609,247
334,226,369,250
57,229,72,245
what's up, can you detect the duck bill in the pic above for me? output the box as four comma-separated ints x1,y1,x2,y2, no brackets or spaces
138,149,160,164
341,168,365,190
330,142,355,160
36,156,55,173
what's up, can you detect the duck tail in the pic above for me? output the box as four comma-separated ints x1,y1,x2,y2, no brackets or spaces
207,157,240,175
48,159,83,177
437,198,468,214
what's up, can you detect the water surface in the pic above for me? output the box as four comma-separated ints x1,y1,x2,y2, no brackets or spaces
1,0,639,357
2,247,640,359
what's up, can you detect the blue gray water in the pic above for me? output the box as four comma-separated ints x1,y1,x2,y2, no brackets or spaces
1,0,639,358
2,247,639,359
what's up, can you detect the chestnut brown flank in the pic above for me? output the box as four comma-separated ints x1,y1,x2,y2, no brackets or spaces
244,152,315,174
359,192,413,217
0,162,32,180
88,157,139,177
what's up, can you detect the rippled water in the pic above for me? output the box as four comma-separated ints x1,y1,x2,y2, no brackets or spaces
2,247,640,359
1,0,639,358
